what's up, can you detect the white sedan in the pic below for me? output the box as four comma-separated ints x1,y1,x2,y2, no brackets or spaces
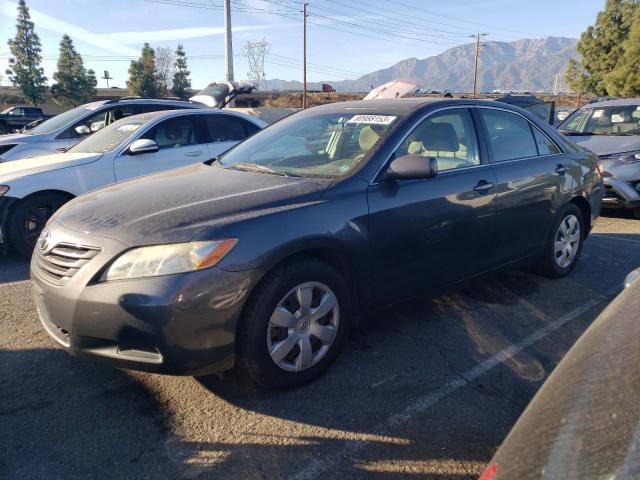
0,109,266,256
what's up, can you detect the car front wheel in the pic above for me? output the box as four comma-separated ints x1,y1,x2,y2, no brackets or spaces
539,203,584,278
237,259,351,389
7,192,71,257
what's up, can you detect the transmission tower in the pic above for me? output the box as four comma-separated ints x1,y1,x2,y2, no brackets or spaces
242,39,271,89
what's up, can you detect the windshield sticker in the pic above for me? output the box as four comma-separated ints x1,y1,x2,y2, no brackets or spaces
116,124,141,132
592,110,604,118
611,114,625,123
347,114,397,125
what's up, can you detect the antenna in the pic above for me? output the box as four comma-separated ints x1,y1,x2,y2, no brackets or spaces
242,39,271,89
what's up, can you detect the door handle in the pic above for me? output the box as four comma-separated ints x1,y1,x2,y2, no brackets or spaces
473,180,495,193
555,164,567,175
185,151,203,157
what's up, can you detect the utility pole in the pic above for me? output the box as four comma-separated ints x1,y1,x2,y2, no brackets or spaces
224,0,234,82
471,33,488,98
553,74,559,94
302,3,308,109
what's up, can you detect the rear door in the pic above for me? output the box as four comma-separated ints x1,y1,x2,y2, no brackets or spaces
114,115,207,181
203,114,261,157
367,107,498,306
476,106,572,263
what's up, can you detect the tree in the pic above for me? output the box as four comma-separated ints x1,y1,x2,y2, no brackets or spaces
155,47,175,96
127,43,161,97
566,0,639,96
5,0,47,105
605,9,640,95
50,35,97,106
171,44,191,100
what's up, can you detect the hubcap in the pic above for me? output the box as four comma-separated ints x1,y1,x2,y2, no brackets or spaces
267,281,340,372
554,214,581,269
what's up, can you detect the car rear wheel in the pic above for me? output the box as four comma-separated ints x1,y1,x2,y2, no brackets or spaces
7,192,71,257
237,259,351,389
539,203,584,278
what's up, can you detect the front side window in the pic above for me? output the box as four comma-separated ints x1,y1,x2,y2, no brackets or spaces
143,117,197,149
394,108,480,172
479,109,538,162
219,112,400,178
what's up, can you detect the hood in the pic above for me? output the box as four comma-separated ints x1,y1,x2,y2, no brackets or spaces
571,135,640,156
0,132,31,145
53,163,332,246
0,152,102,182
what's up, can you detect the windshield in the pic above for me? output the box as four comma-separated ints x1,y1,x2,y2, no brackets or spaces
68,118,146,154
219,112,399,178
27,104,100,135
559,104,640,135
1,107,14,114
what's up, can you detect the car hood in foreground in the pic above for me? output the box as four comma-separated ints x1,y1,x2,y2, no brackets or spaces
571,134,640,156
489,278,640,479
53,163,333,246
0,152,102,182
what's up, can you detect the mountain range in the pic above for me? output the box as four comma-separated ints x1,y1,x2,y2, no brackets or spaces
261,37,579,93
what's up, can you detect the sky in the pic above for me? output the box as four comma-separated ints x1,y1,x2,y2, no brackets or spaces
0,0,605,90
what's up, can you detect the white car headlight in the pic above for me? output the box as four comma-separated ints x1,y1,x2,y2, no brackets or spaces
105,239,237,281
0,185,9,197
601,151,640,164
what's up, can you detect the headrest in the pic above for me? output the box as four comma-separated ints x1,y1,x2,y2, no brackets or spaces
421,123,459,152
359,126,380,151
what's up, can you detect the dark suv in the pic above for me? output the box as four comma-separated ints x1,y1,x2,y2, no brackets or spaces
0,97,206,162
31,99,604,389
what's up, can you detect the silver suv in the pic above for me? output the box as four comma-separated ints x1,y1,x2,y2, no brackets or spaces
0,97,207,162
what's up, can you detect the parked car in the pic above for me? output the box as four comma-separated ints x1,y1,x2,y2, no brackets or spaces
558,98,640,218
30,99,603,389
0,106,53,134
478,267,640,480
0,109,265,256
0,97,207,162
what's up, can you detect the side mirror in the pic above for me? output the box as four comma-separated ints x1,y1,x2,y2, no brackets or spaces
385,155,438,181
75,125,91,136
128,139,159,155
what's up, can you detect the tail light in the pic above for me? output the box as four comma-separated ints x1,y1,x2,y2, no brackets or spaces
478,463,498,480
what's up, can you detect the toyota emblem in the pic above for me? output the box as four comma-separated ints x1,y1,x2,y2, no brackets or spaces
39,230,51,252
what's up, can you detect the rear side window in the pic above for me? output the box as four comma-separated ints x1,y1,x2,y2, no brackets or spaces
532,128,561,155
206,115,251,142
479,109,538,162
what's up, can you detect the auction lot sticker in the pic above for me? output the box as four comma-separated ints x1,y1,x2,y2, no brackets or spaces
347,114,397,125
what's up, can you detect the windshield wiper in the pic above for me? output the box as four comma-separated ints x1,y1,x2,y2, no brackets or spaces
559,130,600,136
225,162,291,176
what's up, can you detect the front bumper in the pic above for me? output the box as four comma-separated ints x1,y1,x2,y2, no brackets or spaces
30,221,259,376
602,177,640,210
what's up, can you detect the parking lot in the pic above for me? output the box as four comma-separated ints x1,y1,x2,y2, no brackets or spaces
0,212,638,480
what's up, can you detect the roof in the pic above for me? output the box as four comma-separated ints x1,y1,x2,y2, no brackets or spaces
583,98,640,108
115,108,265,125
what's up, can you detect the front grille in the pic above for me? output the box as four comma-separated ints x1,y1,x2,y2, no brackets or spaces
35,242,100,285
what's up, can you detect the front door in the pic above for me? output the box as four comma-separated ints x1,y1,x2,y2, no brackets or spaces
367,107,498,307
114,115,207,181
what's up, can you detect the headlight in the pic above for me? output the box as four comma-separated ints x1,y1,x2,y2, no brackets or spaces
0,185,9,197
105,239,237,281
601,151,640,164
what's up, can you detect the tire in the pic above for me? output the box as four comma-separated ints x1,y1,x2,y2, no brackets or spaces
538,203,584,278
633,208,640,220
237,259,352,389
7,192,71,258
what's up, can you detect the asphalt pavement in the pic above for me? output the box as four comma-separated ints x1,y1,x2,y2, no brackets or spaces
1,212,639,480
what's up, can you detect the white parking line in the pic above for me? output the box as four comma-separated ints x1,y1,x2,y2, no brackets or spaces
592,234,640,244
291,291,616,480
